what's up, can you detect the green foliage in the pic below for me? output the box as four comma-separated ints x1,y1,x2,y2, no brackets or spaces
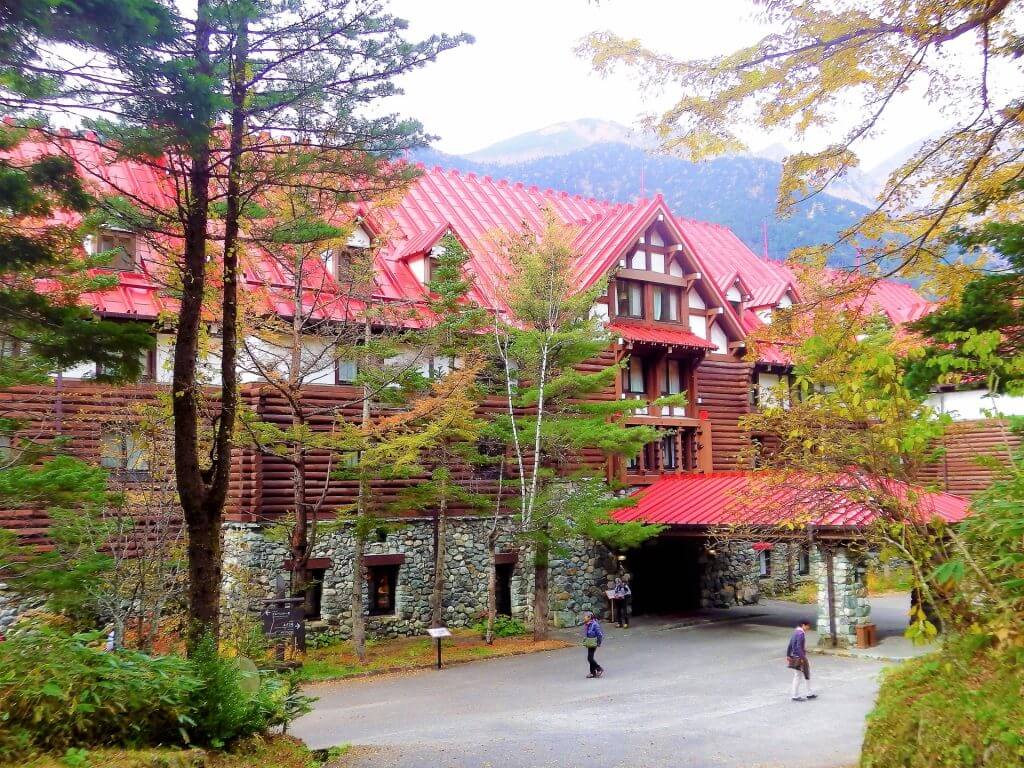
471,615,528,639
187,636,292,750
862,636,1024,768
0,626,199,759
0,628,313,761
907,200,1024,397
495,215,667,578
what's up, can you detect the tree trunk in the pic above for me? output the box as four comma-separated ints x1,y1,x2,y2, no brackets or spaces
174,1,216,653
351,528,366,663
290,421,308,651
533,537,550,641
174,3,246,654
485,526,498,644
350,318,373,663
430,487,447,627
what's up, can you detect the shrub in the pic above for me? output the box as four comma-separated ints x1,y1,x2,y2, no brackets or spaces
0,625,199,759
186,635,313,748
862,635,1024,767
471,614,528,639
0,627,314,761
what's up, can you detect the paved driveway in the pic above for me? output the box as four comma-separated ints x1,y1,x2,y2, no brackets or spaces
294,598,907,768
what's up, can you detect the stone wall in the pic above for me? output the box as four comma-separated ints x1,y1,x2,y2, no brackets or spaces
222,517,615,639
815,545,869,647
699,542,760,608
758,543,818,596
0,583,41,633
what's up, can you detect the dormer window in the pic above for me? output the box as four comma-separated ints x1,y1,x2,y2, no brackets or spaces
726,281,746,314
424,244,446,286
95,230,137,271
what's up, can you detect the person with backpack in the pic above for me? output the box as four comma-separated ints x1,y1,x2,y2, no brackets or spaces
786,619,817,701
582,610,604,678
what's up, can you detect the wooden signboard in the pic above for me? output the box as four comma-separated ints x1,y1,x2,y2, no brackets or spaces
261,597,305,646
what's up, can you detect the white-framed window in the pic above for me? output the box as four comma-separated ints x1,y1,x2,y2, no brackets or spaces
336,358,358,384
758,549,772,577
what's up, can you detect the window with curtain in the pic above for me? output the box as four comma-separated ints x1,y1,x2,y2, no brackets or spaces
615,280,644,318
661,433,678,469
622,356,646,395
653,286,680,321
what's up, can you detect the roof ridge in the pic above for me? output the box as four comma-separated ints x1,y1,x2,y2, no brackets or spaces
421,164,610,208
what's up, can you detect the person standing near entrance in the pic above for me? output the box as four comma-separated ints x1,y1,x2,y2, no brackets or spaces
612,577,631,628
582,611,604,678
787,620,817,701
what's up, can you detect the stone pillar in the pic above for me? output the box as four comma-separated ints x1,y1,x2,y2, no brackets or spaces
814,544,869,647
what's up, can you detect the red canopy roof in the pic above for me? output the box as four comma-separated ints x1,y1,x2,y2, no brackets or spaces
612,471,970,531
607,322,716,350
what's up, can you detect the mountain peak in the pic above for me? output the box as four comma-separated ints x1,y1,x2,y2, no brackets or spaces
463,118,650,165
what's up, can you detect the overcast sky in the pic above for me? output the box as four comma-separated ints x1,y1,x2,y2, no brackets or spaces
385,0,949,168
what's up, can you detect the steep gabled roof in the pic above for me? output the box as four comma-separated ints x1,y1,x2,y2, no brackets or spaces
7,132,932,341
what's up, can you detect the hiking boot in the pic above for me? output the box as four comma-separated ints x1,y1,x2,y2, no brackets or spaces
806,694,818,700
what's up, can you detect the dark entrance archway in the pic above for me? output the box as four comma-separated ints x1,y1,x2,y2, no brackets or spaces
626,536,704,615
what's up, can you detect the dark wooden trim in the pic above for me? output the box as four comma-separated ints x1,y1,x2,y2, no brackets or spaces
615,268,687,287
365,553,406,566
284,557,332,570
494,552,518,565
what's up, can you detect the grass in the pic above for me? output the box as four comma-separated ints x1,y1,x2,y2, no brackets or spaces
299,629,571,683
866,566,915,595
769,565,915,606
862,636,1024,767
4,735,343,768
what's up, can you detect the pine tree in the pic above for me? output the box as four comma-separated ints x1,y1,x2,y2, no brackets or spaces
6,0,469,649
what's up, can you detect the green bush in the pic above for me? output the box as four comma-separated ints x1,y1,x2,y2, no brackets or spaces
471,614,528,639
0,627,314,761
0,626,199,759
862,635,1024,767
184,635,312,749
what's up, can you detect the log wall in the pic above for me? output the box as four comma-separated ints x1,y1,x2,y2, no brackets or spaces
915,419,1021,497
695,357,753,471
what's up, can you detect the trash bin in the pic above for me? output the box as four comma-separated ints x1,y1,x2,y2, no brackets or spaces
855,622,877,648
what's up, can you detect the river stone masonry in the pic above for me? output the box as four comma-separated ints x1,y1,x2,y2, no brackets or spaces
223,518,615,639
700,542,760,608
815,545,869,646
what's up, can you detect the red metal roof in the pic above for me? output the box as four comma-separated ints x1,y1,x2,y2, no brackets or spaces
6,132,933,338
607,322,716,350
612,471,970,530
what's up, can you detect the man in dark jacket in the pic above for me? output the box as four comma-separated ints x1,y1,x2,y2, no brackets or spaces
582,610,604,678
787,620,817,701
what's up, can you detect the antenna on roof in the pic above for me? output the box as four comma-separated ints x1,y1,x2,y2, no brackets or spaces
761,219,769,260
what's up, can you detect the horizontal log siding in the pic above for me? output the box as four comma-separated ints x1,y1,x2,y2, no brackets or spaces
695,358,752,471
915,419,1021,496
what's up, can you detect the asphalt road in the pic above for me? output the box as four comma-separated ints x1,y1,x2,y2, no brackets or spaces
294,597,909,768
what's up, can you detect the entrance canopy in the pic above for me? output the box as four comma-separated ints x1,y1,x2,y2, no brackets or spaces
612,471,970,533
